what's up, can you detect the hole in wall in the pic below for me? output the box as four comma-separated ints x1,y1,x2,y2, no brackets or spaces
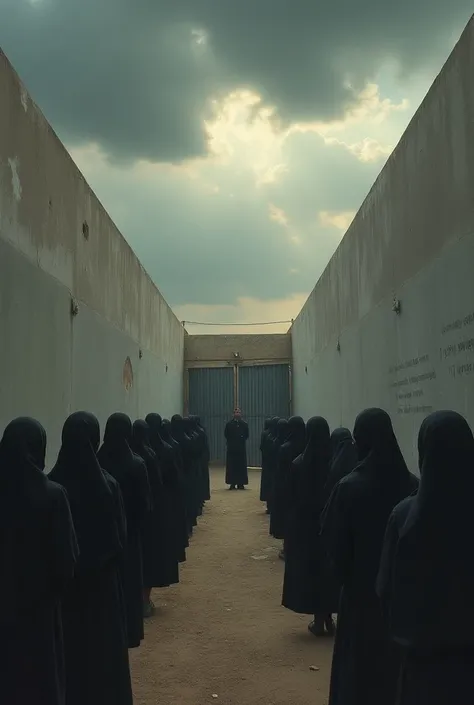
48,198,53,210
305,365,308,374
82,221,90,240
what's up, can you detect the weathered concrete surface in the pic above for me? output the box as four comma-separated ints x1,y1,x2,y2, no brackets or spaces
185,334,291,368
291,16,474,471
0,49,184,463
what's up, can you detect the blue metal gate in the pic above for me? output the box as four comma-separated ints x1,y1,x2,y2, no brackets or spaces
188,367,234,463
238,364,290,467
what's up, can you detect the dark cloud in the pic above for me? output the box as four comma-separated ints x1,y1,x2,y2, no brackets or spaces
71,131,381,306
0,0,471,162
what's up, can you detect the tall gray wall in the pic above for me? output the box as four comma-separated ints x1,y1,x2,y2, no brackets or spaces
0,50,184,464
291,16,474,472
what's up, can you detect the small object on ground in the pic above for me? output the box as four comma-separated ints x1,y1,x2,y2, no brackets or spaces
309,665,320,672
212,694,219,699
308,620,326,637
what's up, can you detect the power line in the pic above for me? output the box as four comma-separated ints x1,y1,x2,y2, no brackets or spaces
182,319,293,327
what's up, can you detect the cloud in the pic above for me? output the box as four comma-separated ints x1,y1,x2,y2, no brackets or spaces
68,83,390,310
319,211,356,231
177,294,307,335
0,0,471,163
1,3,470,331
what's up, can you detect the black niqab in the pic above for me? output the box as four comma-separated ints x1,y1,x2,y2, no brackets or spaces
270,417,305,539
378,410,474,650
321,408,418,705
50,412,121,573
283,416,337,614
324,427,358,500
98,413,150,649
50,412,133,705
132,419,179,587
0,417,78,705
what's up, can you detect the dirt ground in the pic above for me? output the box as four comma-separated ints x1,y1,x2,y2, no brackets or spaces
130,469,333,705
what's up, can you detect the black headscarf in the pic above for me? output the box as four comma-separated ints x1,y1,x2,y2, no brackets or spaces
170,414,188,444
145,413,166,456
285,416,306,456
50,412,121,572
131,419,162,492
98,413,135,481
266,417,279,442
353,408,410,487
98,413,150,531
381,410,474,648
0,418,78,617
276,418,289,445
131,420,156,469
297,416,331,506
324,427,358,499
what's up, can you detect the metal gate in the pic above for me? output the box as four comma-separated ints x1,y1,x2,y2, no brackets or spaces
238,364,291,467
188,367,234,463
187,363,291,466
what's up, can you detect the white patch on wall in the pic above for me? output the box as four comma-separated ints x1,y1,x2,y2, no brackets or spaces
8,158,22,202
20,86,28,112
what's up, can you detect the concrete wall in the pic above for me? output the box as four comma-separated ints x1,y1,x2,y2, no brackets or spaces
0,49,184,464
185,334,291,368
291,16,474,472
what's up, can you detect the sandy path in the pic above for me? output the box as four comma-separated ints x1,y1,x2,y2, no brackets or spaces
130,469,333,705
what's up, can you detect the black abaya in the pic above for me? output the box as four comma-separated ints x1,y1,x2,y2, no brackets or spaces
270,417,305,539
377,410,474,705
132,419,179,588
259,418,272,502
224,417,249,486
49,411,133,705
148,414,188,563
324,427,358,501
0,418,78,705
321,408,418,705
282,416,339,615
98,412,151,649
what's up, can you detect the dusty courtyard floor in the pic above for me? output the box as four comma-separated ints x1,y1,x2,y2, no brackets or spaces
130,469,333,705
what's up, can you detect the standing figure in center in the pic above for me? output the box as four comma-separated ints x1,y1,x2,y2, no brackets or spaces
224,408,249,490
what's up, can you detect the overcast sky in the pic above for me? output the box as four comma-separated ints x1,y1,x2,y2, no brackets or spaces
1,1,471,333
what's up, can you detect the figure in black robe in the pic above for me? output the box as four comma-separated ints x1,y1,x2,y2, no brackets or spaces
98,412,151,649
191,415,211,508
194,416,211,502
259,418,272,507
49,411,133,705
324,427,358,501
270,417,305,541
131,419,179,617
265,417,280,516
184,416,202,523
224,408,249,489
377,410,474,705
282,416,338,636
148,414,188,563
321,408,418,705
0,417,78,705
171,414,198,533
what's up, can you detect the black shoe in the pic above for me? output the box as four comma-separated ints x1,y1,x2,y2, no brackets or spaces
325,615,336,636
237,485,245,490
229,485,236,490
